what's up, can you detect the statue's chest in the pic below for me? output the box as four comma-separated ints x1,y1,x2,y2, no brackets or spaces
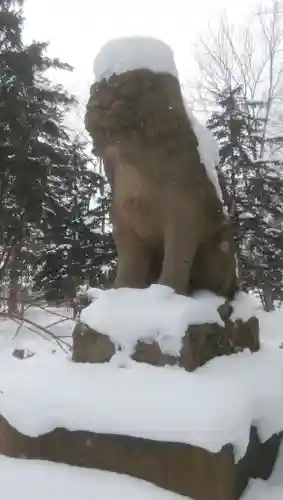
112,163,163,238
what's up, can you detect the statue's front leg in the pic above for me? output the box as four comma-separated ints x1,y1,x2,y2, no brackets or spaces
158,216,199,295
114,224,151,289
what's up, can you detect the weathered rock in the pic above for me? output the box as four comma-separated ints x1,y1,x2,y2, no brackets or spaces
180,315,260,371
72,312,260,370
72,322,115,363
12,349,35,360
132,341,176,367
0,416,281,500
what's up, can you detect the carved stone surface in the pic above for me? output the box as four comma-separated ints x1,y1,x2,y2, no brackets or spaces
85,63,238,299
0,416,280,500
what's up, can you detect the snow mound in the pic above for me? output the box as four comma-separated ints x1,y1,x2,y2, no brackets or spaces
243,441,283,499
94,36,178,81
231,291,262,322
243,480,283,500
0,456,188,500
1,344,283,461
93,36,223,202
81,286,225,356
257,309,283,349
80,287,258,357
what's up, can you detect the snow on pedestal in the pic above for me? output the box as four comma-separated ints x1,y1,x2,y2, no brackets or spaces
0,341,283,460
73,286,259,370
80,286,224,358
92,36,223,203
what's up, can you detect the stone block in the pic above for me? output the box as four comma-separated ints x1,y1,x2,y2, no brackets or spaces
0,416,280,500
72,310,260,371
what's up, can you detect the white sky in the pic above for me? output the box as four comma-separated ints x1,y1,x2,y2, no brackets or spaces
23,0,263,134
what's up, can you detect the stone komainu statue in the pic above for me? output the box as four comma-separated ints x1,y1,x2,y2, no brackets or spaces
85,43,238,299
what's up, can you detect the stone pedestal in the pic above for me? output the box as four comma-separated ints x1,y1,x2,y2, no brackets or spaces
0,416,280,500
0,294,267,500
72,304,260,370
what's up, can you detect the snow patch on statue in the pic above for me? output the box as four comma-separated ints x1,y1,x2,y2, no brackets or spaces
184,104,223,202
93,36,179,81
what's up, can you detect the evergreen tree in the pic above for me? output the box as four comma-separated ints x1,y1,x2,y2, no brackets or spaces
34,142,116,299
0,0,115,307
208,86,283,309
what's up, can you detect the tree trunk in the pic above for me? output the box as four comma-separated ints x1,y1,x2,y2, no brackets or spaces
7,244,22,317
7,280,20,316
262,287,275,312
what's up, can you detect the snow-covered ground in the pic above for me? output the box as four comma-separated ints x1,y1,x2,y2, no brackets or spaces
0,294,283,498
243,441,283,499
1,342,283,461
0,454,189,500
1,441,283,500
0,304,74,359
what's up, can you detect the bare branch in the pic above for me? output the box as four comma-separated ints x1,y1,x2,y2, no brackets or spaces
189,0,283,162
0,312,72,352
